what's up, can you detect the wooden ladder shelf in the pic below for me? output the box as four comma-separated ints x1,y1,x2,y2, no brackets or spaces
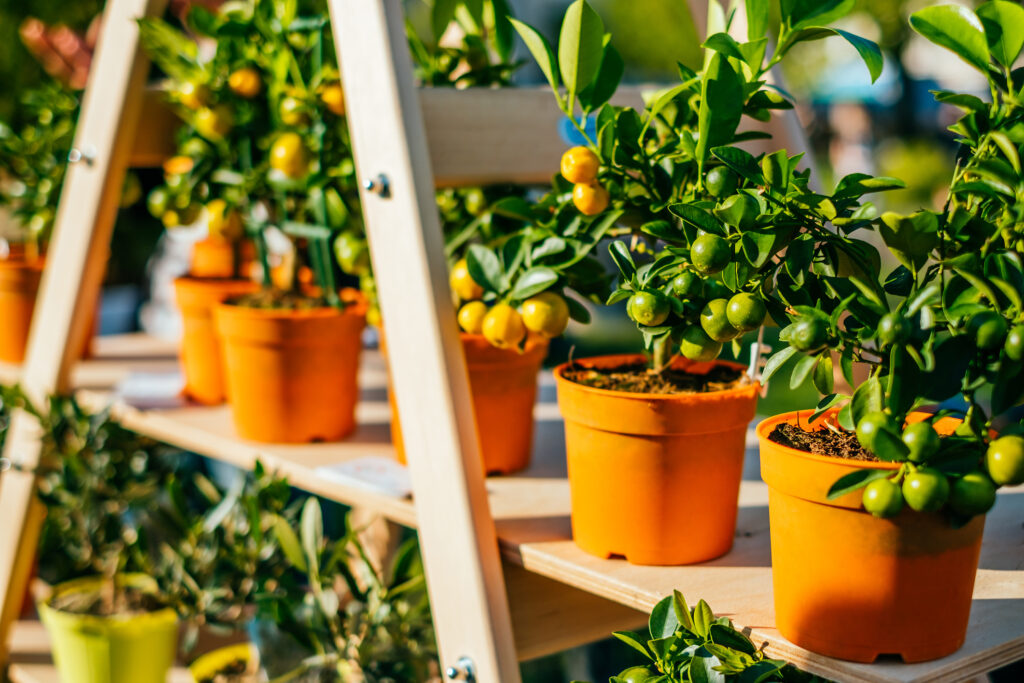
1,1,1022,682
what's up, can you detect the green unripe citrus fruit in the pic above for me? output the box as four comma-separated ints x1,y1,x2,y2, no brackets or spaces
627,291,670,327
901,421,940,463
690,233,731,275
902,467,950,512
678,325,722,362
700,298,740,342
986,435,1024,486
856,411,899,456
726,293,766,332
949,471,997,517
862,478,903,518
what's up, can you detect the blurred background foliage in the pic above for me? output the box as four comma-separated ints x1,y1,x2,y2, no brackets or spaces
0,0,102,120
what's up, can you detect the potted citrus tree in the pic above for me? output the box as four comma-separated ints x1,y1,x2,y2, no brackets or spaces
143,0,367,443
756,0,1024,663
345,0,593,475
0,82,104,363
512,0,885,565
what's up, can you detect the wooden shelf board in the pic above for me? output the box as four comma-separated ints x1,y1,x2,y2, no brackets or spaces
12,334,1023,682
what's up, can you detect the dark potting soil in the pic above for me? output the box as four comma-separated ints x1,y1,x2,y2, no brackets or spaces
198,659,256,683
768,422,878,461
563,362,748,395
49,584,166,617
228,289,331,310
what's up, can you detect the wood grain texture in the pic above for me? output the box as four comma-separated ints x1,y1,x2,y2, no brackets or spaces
326,1,522,680
0,0,168,661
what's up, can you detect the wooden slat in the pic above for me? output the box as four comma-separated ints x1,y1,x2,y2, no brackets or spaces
327,1,521,681
0,0,168,660
505,562,646,662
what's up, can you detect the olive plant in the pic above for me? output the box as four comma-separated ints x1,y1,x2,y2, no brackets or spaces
264,498,437,682
511,0,887,370
759,1,1024,524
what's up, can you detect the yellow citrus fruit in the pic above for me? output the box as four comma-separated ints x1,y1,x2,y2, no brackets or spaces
194,105,234,140
320,82,346,116
572,182,610,216
482,304,526,348
449,259,484,301
228,67,262,98
163,155,195,178
269,132,310,179
206,199,243,242
458,301,488,335
279,96,309,126
560,146,599,184
177,81,210,109
522,291,570,338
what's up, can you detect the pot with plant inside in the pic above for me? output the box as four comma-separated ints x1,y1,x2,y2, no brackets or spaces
143,4,367,442
755,1,1024,662
512,0,883,565
21,390,179,683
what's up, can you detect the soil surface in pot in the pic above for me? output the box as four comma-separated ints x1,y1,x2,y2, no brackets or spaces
49,585,166,617
768,422,876,461
198,659,258,683
229,289,329,310
563,361,746,394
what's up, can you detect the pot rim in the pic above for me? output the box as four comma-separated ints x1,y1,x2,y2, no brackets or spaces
553,353,758,402
38,573,178,625
756,409,900,471
214,297,367,321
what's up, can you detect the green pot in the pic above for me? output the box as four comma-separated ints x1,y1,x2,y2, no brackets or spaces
189,643,260,682
38,574,178,683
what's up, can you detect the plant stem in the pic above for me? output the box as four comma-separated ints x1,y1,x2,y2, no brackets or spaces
651,335,673,374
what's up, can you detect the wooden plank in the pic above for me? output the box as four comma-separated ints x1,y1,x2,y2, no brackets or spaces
505,562,646,662
326,1,521,681
0,0,168,660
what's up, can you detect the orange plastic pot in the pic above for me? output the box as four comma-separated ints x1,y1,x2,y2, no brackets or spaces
390,334,548,474
554,354,759,565
174,277,259,405
190,238,255,279
216,294,366,443
0,258,43,363
758,410,985,663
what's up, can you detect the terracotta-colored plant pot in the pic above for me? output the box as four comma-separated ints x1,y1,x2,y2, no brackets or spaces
554,354,759,565
0,258,44,363
216,293,366,443
190,238,256,280
174,277,259,405
389,334,548,475
758,410,985,663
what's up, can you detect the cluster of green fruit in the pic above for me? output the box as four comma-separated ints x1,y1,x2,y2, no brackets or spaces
858,422,1024,519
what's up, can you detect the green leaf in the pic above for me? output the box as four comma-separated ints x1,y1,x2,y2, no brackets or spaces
466,244,505,292
931,90,986,112
672,590,694,631
879,211,939,272
641,81,696,139
492,0,515,60
786,0,854,30
668,203,725,236
300,498,322,574
977,1,1024,67
558,0,605,99
431,0,457,40
872,427,910,462
273,515,307,573
609,240,636,279
790,352,818,390
649,596,680,639
762,346,797,384
813,353,834,395
910,5,991,74
491,196,533,221
745,0,770,42
826,468,891,500
990,131,1021,173
832,28,884,83
511,267,559,299
612,631,652,658
578,40,624,113
564,295,591,323
510,18,560,93
702,32,746,62
696,53,744,174
850,376,883,425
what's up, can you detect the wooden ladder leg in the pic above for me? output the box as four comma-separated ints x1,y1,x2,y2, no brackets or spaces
325,1,522,681
0,0,168,661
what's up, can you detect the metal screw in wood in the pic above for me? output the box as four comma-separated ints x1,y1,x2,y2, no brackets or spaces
363,173,390,197
445,656,476,681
